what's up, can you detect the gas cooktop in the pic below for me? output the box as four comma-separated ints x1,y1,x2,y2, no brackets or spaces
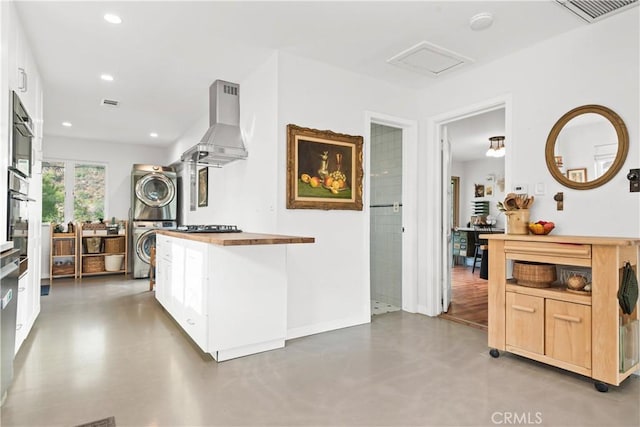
176,224,242,233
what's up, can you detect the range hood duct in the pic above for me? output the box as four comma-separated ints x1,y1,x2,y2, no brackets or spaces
181,80,248,167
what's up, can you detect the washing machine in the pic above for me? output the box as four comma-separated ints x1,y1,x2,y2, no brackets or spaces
132,220,176,278
132,165,177,221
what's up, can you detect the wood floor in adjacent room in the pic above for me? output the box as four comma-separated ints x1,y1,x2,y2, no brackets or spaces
440,265,488,330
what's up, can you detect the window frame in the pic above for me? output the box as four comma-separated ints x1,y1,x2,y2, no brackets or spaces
42,158,109,223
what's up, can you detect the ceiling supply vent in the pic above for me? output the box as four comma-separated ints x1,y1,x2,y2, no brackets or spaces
387,41,473,77
100,98,119,107
556,0,638,23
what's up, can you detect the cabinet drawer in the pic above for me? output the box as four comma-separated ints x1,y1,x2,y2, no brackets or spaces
504,241,591,266
545,300,591,369
506,292,544,354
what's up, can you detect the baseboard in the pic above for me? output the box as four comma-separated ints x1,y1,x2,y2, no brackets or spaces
286,314,370,340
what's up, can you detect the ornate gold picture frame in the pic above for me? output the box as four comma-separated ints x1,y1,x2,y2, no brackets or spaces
287,124,363,210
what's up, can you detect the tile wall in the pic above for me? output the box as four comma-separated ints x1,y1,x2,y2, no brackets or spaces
370,123,402,308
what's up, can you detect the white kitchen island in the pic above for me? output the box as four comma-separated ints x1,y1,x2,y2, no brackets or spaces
154,230,314,361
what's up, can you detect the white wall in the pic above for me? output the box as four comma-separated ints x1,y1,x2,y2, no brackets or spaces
458,157,506,229
420,9,639,238
276,52,418,338
43,135,168,221
166,52,280,231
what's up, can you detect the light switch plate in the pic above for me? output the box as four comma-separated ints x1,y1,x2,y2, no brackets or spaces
535,183,546,195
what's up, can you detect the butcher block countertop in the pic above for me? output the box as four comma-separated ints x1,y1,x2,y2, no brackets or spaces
156,230,315,246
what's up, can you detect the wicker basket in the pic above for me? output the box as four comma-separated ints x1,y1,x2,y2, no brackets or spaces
85,237,102,254
53,239,75,256
513,261,557,288
83,256,105,273
104,237,125,253
52,263,75,276
83,222,107,230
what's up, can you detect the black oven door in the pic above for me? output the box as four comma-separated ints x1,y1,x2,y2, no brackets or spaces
12,91,33,178
7,191,30,278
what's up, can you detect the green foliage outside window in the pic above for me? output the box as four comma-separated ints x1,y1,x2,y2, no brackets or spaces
42,162,65,223
74,164,105,221
41,161,106,223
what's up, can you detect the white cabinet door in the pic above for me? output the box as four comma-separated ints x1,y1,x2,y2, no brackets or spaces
7,4,20,93
169,239,185,314
10,7,38,113
155,235,172,308
155,236,209,352
15,272,30,354
183,240,208,351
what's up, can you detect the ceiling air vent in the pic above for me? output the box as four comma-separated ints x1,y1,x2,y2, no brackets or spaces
100,98,119,107
387,41,473,77
556,0,638,23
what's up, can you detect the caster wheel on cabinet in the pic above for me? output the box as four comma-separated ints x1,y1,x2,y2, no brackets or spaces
489,349,500,358
594,382,609,393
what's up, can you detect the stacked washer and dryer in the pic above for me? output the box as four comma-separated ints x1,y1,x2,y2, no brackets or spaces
131,165,178,279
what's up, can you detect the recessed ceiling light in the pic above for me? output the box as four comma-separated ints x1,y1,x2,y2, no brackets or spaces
469,12,494,31
149,132,158,138
104,13,122,24
100,74,114,82
62,122,72,127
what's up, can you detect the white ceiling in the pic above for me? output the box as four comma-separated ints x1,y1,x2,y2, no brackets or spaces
447,108,505,162
14,1,586,147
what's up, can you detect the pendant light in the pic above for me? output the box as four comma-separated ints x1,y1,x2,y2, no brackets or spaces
486,136,505,158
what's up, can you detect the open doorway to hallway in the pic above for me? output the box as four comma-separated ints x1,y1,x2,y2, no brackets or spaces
370,123,402,316
440,108,506,329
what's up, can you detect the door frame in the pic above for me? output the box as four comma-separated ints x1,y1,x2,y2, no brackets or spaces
364,111,418,314
425,94,512,316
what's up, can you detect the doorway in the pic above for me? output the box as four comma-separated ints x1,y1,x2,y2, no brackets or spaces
370,123,403,315
438,103,508,327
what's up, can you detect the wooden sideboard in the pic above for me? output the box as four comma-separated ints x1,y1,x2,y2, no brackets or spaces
484,234,640,392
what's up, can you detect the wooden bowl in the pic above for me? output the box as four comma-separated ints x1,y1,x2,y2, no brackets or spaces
528,223,554,235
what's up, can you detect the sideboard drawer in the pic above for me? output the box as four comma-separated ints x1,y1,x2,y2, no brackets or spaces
504,241,591,265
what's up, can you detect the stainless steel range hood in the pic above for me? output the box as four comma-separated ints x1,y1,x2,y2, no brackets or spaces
181,80,248,167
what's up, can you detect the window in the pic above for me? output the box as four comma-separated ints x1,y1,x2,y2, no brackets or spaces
42,161,106,223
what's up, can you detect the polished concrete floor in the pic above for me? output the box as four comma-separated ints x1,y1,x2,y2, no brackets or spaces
2,276,639,427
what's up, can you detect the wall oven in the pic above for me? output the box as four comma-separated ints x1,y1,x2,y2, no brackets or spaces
7,170,32,278
11,91,33,178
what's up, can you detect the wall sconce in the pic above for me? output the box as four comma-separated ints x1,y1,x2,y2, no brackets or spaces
486,136,505,158
554,192,564,211
627,168,639,192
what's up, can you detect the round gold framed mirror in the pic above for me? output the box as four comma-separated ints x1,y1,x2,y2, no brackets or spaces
545,105,628,190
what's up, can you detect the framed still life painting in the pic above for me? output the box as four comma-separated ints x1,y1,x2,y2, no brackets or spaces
198,167,208,207
286,124,363,210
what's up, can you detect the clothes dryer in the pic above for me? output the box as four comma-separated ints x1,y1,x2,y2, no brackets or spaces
131,165,177,221
132,220,176,279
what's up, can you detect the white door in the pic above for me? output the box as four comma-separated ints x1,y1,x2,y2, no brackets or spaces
441,128,452,312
